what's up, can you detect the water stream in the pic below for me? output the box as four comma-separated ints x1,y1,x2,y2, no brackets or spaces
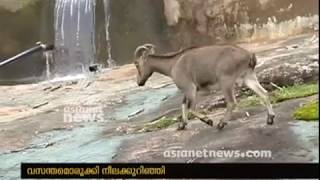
103,0,115,68
44,51,53,79
53,0,96,76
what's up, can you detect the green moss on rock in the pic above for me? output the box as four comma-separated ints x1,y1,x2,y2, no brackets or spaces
293,101,319,121
271,83,319,103
143,117,177,131
239,83,319,107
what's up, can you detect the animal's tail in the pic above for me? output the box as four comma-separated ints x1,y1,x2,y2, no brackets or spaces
249,53,257,70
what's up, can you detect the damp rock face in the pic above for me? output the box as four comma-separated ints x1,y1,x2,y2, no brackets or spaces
0,0,54,85
163,0,319,47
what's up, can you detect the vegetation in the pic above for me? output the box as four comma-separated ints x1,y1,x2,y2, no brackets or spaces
293,100,319,121
142,116,177,132
239,83,319,107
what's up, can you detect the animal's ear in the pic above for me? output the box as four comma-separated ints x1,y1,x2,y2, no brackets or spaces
141,50,149,61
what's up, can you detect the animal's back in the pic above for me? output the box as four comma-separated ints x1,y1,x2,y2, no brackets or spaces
173,45,252,87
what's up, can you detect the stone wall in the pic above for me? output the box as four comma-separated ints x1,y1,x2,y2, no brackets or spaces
109,0,171,65
163,0,319,48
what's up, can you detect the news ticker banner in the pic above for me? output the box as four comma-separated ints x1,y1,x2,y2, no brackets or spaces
21,163,318,179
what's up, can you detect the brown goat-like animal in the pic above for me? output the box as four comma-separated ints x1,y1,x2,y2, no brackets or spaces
133,44,275,130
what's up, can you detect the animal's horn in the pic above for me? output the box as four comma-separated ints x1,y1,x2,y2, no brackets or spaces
134,45,148,58
144,43,155,49
143,43,156,54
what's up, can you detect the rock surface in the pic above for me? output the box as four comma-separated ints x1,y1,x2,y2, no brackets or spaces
113,96,318,163
0,34,318,179
163,0,319,47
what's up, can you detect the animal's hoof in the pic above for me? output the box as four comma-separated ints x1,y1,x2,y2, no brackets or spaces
216,121,227,130
177,122,187,130
267,114,275,125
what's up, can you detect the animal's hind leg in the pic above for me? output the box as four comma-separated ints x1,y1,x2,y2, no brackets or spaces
244,73,275,125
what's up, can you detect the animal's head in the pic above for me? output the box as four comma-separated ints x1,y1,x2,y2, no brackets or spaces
133,44,156,86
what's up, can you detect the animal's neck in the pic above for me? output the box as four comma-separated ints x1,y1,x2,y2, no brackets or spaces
148,56,179,77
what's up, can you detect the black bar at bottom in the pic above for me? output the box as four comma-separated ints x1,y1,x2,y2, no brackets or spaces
21,163,318,179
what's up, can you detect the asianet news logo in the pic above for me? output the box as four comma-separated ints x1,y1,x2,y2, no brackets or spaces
63,104,105,123
163,149,272,159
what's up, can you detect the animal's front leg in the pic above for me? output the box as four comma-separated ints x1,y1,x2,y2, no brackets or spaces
180,87,213,128
177,96,188,130
217,102,234,130
217,78,236,130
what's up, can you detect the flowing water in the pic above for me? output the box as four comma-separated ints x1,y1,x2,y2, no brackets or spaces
53,0,96,76
44,51,53,79
103,0,115,68
0,0,170,84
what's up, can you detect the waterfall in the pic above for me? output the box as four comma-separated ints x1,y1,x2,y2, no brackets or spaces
44,51,53,79
54,0,96,76
103,0,116,68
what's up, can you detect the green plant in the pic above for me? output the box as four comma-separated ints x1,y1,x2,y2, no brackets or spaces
239,83,319,107
293,100,319,121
